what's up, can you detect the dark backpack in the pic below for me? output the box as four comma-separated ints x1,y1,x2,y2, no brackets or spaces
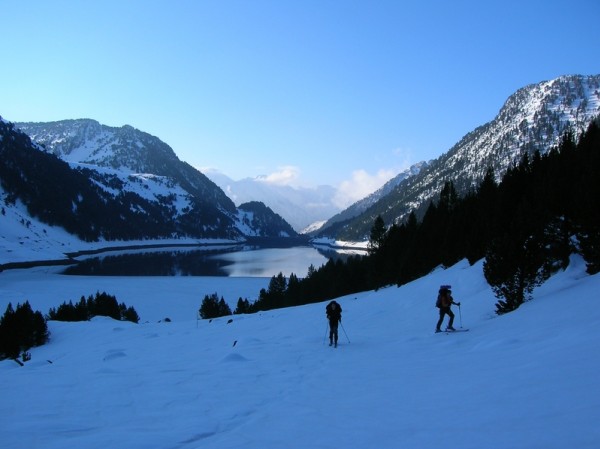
436,285,451,308
326,301,341,320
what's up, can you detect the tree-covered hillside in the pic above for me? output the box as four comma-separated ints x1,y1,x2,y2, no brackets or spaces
248,118,600,315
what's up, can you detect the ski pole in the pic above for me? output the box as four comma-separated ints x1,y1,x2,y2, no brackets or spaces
323,321,329,345
340,321,350,343
458,304,463,328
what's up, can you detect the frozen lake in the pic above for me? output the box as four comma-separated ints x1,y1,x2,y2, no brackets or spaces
62,245,358,278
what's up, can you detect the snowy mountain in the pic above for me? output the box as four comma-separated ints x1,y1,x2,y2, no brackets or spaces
1,255,598,448
0,119,298,264
17,119,233,207
236,201,297,237
318,74,600,240
203,170,341,233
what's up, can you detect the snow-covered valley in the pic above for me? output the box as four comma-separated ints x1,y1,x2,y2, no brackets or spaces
1,256,598,449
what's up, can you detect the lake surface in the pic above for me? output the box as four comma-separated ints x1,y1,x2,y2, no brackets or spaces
63,245,362,278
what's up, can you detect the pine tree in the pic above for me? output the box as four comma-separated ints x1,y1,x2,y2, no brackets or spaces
89,292,121,320
0,303,18,359
572,119,600,273
483,216,546,314
0,302,49,360
199,293,220,319
368,215,386,255
438,180,458,213
218,298,232,317
234,297,251,314
121,305,140,323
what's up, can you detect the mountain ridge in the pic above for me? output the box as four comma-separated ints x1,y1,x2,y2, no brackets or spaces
1,119,298,265
17,118,237,212
316,74,600,240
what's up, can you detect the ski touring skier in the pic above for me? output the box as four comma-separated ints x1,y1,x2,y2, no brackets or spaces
435,285,460,333
326,300,342,347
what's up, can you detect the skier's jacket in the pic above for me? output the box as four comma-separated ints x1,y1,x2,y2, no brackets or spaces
326,301,342,323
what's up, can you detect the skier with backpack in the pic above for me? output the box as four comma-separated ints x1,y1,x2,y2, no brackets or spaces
435,285,460,332
326,300,342,347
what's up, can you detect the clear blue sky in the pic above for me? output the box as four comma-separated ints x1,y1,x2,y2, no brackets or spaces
1,0,599,201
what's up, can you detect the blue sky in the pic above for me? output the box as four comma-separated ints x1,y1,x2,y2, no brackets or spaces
1,0,599,201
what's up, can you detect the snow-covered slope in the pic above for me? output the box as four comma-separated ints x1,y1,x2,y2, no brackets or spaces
1,256,598,448
0,186,86,264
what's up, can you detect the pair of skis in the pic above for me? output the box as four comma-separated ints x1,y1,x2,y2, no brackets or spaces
436,328,469,334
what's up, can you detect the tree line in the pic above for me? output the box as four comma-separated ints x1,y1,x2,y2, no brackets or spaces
202,117,599,318
0,292,139,362
47,292,140,323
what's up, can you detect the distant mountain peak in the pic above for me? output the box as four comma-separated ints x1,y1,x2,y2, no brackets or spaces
17,119,180,175
204,171,342,232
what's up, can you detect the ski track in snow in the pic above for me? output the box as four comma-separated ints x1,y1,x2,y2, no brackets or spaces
1,257,599,449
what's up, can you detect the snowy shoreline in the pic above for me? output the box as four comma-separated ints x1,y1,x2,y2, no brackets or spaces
1,235,362,272
310,237,369,252
0,239,243,272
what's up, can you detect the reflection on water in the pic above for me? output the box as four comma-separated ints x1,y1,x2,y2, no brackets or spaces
62,245,359,278
215,247,328,277
64,248,235,276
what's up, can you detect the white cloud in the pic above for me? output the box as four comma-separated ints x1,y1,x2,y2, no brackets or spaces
257,166,302,186
333,168,397,209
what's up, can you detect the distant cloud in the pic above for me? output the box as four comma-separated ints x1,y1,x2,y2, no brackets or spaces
257,166,301,186
333,168,397,209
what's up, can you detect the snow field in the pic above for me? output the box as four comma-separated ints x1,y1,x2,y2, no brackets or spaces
1,257,599,449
